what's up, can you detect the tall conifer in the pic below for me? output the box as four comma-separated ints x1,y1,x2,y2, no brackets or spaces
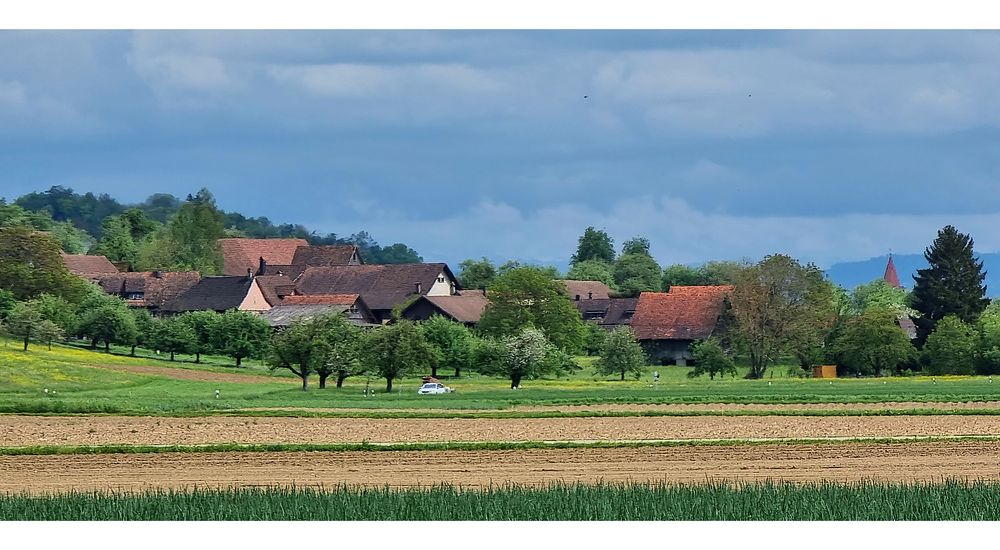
911,225,988,343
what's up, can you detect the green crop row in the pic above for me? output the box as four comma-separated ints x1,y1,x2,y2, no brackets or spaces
4,480,1000,520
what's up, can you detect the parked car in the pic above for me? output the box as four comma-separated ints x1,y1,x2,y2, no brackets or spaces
417,382,454,395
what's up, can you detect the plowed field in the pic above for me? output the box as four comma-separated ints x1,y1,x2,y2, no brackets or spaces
6,414,1000,446
3,441,1000,494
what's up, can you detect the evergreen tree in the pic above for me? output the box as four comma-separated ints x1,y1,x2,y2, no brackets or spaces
911,225,988,344
570,227,615,265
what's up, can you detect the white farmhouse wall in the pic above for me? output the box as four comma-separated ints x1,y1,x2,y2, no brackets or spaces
427,271,455,296
239,280,273,312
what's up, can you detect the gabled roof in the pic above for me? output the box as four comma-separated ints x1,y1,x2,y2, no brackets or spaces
417,290,490,324
94,271,201,309
563,280,612,300
897,314,918,340
61,253,119,275
294,263,457,311
884,255,902,289
573,297,639,326
218,238,309,276
253,274,299,306
160,276,255,313
264,294,377,327
291,245,362,267
631,285,733,341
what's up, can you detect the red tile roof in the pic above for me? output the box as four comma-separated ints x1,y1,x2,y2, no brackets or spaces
422,290,490,324
218,238,309,276
61,254,119,275
281,294,361,305
884,255,902,288
630,285,733,341
294,263,456,312
93,271,201,309
563,280,612,300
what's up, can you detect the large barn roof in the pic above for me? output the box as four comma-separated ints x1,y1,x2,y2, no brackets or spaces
61,253,119,275
420,290,490,324
294,263,455,312
161,276,255,313
562,280,612,300
218,238,309,276
630,285,733,341
94,271,200,309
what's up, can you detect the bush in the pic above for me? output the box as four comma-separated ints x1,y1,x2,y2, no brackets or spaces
688,338,737,380
923,315,977,375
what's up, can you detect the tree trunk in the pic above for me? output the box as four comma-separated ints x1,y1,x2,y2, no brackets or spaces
195,352,201,363
454,367,461,378
386,377,393,393
319,373,328,389
170,351,175,361
431,365,438,378
336,372,348,388
23,335,29,351
236,356,242,367
130,345,136,356
620,371,625,381
301,375,308,391
104,342,110,353
511,372,522,389
90,339,97,349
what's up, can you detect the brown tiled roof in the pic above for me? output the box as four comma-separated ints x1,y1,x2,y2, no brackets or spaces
281,294,361,305
631,286,733,341
257,264,308,279
884,255,902,289
218,238,309,276
160,276,255,313
291,245,361,267
897,314,918,340
294,263,456,312
563,280,612,300
254,274,298,306
421,290,490,324
61,254,119,275
575,297,638,326
93,271,201,309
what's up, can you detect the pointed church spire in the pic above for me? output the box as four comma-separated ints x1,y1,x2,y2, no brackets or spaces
884,254,902,289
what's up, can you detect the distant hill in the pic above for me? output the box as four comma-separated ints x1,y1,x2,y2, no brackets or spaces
825,253,1000,297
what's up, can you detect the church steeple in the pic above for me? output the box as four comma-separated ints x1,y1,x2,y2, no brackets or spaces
884,254,902,289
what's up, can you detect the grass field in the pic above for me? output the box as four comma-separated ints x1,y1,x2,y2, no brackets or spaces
3,340,1000,415
3,480,1000,520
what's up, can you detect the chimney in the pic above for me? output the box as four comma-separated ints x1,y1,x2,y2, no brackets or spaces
588,291,593,299
258,256,267,275
415,282,422,294
247,268,254,281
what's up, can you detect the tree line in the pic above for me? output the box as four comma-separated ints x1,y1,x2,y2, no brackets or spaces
6,185,422,271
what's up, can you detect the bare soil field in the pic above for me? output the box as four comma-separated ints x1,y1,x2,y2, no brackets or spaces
242,401,1000,415
3,441,1000,494
94,364,293,384
6,414,1000,446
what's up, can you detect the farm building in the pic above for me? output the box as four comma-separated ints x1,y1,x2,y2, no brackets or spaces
160,274,274,314
61,253,119,276
563,280,613,301
574,297,638,329
400,289,490,325
91,271,201,311
218,238,309,276
630,285,734,366
263,294,378,328
293,263,461,323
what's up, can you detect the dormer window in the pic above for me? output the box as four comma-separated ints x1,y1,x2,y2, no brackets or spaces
437,276,445,283
126,292,144,300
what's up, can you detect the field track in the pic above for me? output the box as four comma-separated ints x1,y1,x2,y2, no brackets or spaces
3,441,1000,494
7,414,1000,446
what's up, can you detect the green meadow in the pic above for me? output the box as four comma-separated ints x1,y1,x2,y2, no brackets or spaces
2,339,999,415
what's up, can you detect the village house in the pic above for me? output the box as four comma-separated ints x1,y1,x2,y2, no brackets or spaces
263,294,378,328
218,237,362,277
61,253,119,276
92,271,201,312
630,285,734,366
573,297,639,329
293,263,461,323
399,289,490,326
160,273,274,314
563,280,613,301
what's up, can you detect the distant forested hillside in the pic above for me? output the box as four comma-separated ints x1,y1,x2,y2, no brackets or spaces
10,186,421,265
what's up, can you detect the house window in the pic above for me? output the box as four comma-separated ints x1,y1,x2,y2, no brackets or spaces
584,310,605,320
437,276,445,283
126,292,144,300
622,309,635,319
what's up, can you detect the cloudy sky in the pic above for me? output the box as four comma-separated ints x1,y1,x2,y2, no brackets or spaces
3,30,1000,269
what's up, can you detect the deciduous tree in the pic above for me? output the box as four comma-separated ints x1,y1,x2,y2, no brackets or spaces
594,326,647,381
422,315,473,378
457,257,498,290
150,316,196,361
362,321,437,392
566,259,616,289
0,226,86,301
211,310,271,367
688,337,737,380
613,237,661,296
923,315,977,375
570,227,615,265
833,308,916,376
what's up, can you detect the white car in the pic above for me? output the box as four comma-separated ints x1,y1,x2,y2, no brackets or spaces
417,382,454,395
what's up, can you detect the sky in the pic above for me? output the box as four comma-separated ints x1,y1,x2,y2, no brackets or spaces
3,30,1000,270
